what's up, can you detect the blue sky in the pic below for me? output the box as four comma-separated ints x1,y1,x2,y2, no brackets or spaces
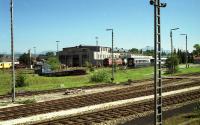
0,0,199,53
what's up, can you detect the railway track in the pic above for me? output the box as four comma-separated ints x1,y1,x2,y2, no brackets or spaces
0,79,199,121
32,89,200,125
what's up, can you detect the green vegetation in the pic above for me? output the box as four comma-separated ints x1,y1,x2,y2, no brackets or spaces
0,70,11,95
16,98,36,104
46,57,61,70
163,113,200,125
114,66,153,82
193,44,200,56
90,69,111,83
165,55,179,74
0,65,200,95
45,52,55,57
85,61,94,72
16,73,28,87
175,65,200,75
177,49,194,64
0,102,9,106
18,52,34,66
129,48,140,54
164,102,200,125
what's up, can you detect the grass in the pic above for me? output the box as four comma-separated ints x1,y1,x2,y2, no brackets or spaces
0,69,94,95
0,64,200,95
164,113,200,125
16,98,37,104
0,70,12,95
114,67,153,82
176,65,200,75
164,101,200,125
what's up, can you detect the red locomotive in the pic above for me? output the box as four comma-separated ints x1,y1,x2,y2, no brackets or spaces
103,58,123,67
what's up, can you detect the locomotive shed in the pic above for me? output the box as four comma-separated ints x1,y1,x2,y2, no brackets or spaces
0,73,200,125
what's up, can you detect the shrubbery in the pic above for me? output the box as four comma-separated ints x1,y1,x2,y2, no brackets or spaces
16,73,28,87
90,70,110,83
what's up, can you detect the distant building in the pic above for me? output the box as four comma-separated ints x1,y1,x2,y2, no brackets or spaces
194,56,200,64
58,45,154,67
59,45,114,67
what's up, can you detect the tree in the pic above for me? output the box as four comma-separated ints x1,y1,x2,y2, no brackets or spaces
46,57,61,70
19,53,33,66
174,48,177,55
165,55,179,74
143,50,154,56
188,53,194,63
45,52,55,57
0,54,4,58
129,48,139,54
161,51,167,56
193,44,200,56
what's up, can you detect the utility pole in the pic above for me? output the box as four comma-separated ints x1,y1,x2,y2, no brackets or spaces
33,46,36,60
56,41,60,61
106,29,114,82
95,37,98,46
170,28,180,56
56,41,60,54
150,0,166,125
180,34,188,68
28,49,32,68
170,28,179,73
10,0,15,102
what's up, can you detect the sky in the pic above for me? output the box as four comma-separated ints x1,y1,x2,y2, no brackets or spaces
0,0,199,54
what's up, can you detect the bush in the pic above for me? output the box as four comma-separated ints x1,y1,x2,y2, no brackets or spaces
16,73,28,87
90,70,110,83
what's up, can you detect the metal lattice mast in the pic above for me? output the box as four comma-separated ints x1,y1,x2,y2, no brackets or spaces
150,0,166,125
156,1,162,124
